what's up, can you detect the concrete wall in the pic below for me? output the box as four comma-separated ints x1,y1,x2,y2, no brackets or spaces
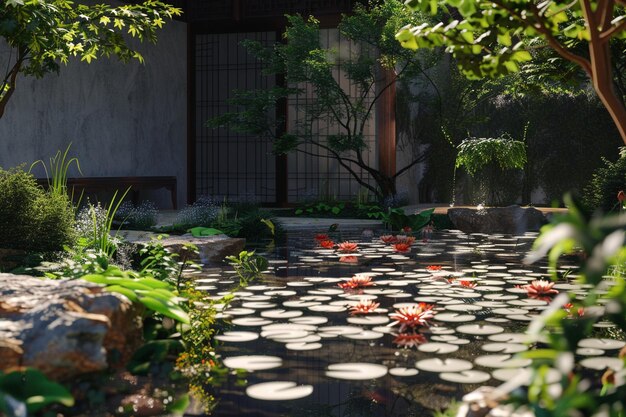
0,18,187,209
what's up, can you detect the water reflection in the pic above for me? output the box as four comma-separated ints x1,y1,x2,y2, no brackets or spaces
196,230,615,416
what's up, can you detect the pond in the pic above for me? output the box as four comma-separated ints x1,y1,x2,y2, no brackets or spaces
196,229,624,417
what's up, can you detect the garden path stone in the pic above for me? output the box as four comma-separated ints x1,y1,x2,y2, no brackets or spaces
0,274,142,380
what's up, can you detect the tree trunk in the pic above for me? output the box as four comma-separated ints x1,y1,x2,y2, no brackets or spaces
583,2,626,145
377,174,397,203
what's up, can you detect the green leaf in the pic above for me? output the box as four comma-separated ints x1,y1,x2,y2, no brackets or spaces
139,296,190,324
104,285,138,302
0,369,74,412
166,394,190,414
187,227,224,237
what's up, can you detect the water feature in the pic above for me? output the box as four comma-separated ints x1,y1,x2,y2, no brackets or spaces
197,229,624,416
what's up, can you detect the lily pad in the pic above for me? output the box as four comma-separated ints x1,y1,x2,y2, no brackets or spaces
326,363,388,380
223,355,282,371
416,358,473,373
246,381,313,401
440,370,491,384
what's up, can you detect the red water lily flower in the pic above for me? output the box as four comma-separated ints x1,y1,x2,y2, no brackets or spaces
349,299,380,315
338,275,375,289
337,241,358,253
393,243,411,253
459,280,476,288
402,226,412,233
339,256,358,263
380,235,398,244
315,233,330,241
319,239,335,248
388,304,435,332
524,280,559,301
395,235,416,245
426,265,442,271
618,190,626,203
393,332,427,348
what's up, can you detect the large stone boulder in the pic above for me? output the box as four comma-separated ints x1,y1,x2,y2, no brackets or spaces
0,274,142,380
447,206,547,234
119,230,245,266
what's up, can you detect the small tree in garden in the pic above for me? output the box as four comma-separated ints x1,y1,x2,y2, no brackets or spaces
396,0,626,146
0,0,182,119
454,134,527,205
207,0,436,202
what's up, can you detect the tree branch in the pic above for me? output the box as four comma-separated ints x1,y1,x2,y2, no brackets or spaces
600,20,626,43
0,47,27,119
393,150,429,179
297,143,380,197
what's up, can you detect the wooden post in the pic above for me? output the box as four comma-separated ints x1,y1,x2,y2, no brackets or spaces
377,67,397,183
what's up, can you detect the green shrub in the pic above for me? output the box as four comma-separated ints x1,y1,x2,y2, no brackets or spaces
0,167,75,252
582,154,626,213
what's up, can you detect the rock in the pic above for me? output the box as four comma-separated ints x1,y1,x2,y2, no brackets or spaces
163,234,246,265
118,230,246,266
0,274,142,380
447,206,547,234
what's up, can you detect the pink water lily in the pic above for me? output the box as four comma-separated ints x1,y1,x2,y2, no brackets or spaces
393,243,411,253
349,299,380,315
380,235,398,244
393,332,427,348
319,239,335,248
388,304,435,331
339,255,358,263
524,279,559,301
337,241,358,253
338,275,375,289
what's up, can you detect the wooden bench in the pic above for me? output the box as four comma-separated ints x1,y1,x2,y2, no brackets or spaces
36,176,178,209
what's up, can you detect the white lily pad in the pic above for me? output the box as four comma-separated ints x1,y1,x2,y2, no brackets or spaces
578,338,626,350
343,330,385,340
346,316,390,325
474,354,531,369
481,343,527,354
223,355,282,371
283,300,321,308
488,333,528,343
223,308,256,316
456,324,504,335
214,331,259,343
580,357,624,371
445,304,483,312
491,308,528,315
434,313,476,323
231,317,273,326
440,370,491,384
416,358,473,373
260,309,303,319
289,316,328,325
576,348,605,356
318,326,364,336
285,342,323,351
326,363,388,380
389,367,419,377
308,304,346,312
246,381,313,401
241,302,277,309
417,343,459,354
